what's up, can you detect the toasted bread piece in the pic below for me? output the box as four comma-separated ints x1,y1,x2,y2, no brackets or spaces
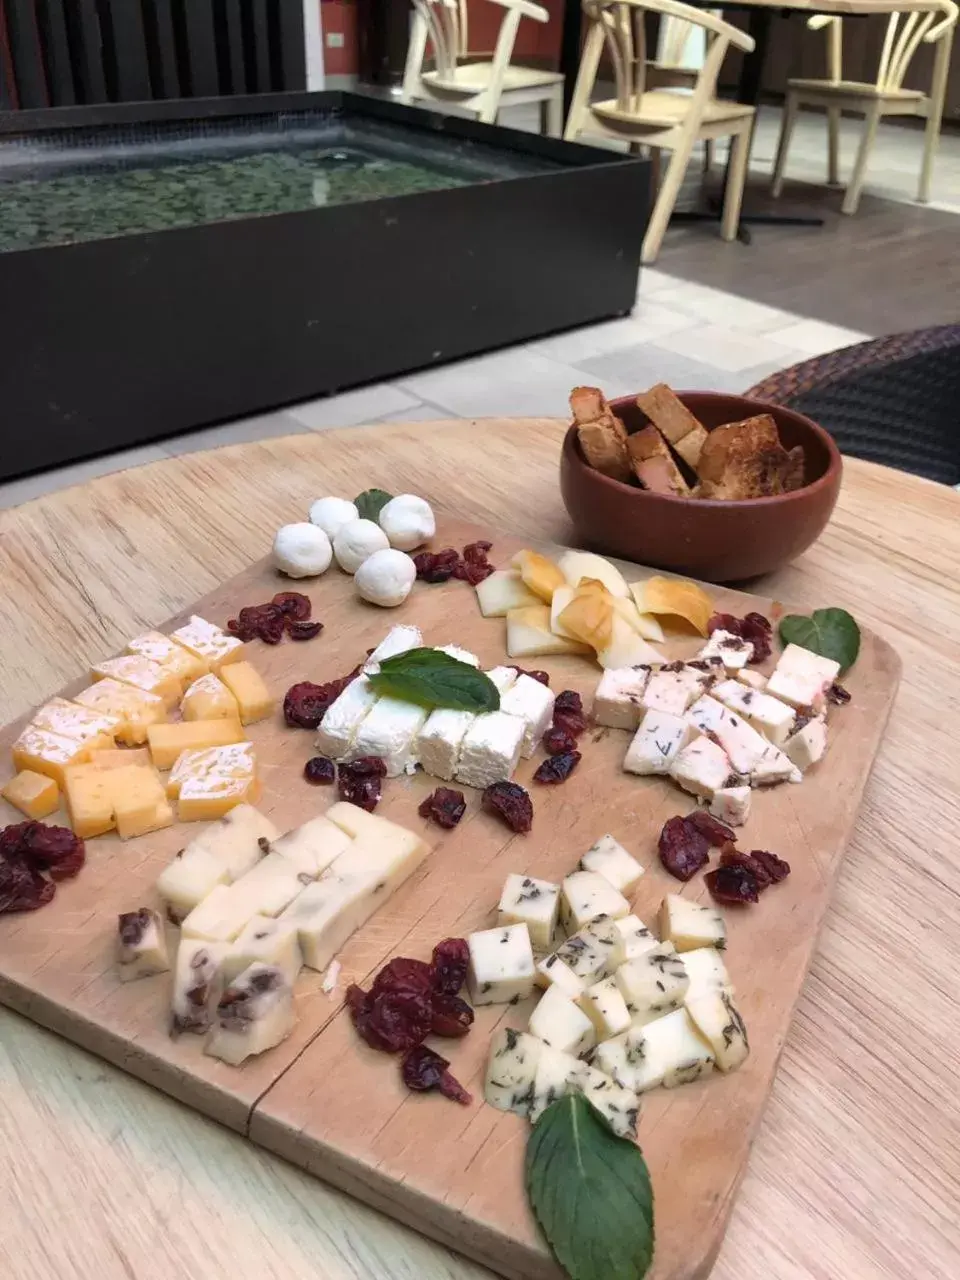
571,386,632,482
627,425,691,496
783,445,806,492
636,384,709,468
697,415,792,500
570,385,610,425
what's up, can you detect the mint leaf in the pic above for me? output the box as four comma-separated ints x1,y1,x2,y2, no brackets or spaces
367,647,500,712
355,489,393,521
779,607,860,672
526,1093,654,1280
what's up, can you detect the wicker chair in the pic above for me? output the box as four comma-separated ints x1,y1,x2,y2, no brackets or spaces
746,325,960,485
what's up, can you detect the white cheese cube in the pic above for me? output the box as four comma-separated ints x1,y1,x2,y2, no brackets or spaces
204,963,296,1065
737,668,767,691
485,665,520,696
560,871,630,933
751,744,801,786
552,916,625,981
578,976,632,1041
580,834,644,894
641,664,710,716
712,679,797,747
784,715,828,771
681,946,733,1002
362,624,423,672
615,945,689,1022
614,914,658,961
623,708,695,776
323,803,428,860
229,852,310,915
685,991,749,1073
433,644,479,667
498,873,560,951
709,785,752,827
591,1025,648,1089
271,814,353,878
570,1063,639,1139
766,643,840,711
416,707,476,781
484,1027,542,1115
180,884,252,943
628,1007,715,1090
315,676,380,759
707,707,772,775
222,915,303,985
455,711,524,789
499,674,555,758
669,737,733,800
659,894,726,952
156,847,230,922
186,802,279,880
592,667,649,731
529,1044,580,1122
528,984,596,1057
171,938,228,1034
350,695,428,777
116,908,170,982
535,952,586,998
467,922,536,1005
686,693,727,736
697,629,753,672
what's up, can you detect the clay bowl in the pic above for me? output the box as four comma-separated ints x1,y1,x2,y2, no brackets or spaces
559,391,842,583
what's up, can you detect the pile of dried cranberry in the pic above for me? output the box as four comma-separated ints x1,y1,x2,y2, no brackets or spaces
346,938,473,1105
658,810,734,881
284,663,362,729
657,810,790,905
0,822,85,915
418,787,467,829
706,847,791,904
413,541,494,586
707,611,773,663
534,689,587,785
227,591,323,645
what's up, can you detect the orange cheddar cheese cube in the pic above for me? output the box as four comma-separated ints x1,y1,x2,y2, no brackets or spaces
180,674,239,722
32,697,122,747
169,615,244,673
2,770,60,819
168,742,258,821
12,726,91,787
73,680,167,746
111,765,175,840
88,747,152,770
148,718,244,771
64,763,118,838
219,662,275,725
126,631,207,684
91,656,182,709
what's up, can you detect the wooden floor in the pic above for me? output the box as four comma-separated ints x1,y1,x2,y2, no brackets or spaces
659,180,960,336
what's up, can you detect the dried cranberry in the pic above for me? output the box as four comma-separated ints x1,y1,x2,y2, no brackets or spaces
720,846,790,891
303,756,336,785
401,1045,472,1105
533,751,581,784
707,613,740,636
658,815,710,881
827,681,851,706
429,992,475,1037
706,611,772,663
343,756,387,778
542,725,578,755
705,864,759,905
418,787,466,829
462,540,492,562
286,619,323,641
372,957,435,998
458,559,493,585
348,986,434,1053
0,856,55,913
509,666,551,687
482,781,533,833
684,810,736,848
430,938,470,994
414,549,458,583
6,822,85,880
338,771,382,812
283,666,360,729
271,591,312,620
750,849,791,883
0,822,31,860
256,617,286,645
553,689,583,716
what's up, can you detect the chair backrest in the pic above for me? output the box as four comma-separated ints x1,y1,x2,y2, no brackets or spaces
657,10,723,68
810,2,958,90
410,0,464,80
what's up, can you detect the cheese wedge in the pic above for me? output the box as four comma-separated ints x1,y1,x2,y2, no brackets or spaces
72,680,167,746
90,655,182,709
126,631,207,684
31,697,123,747
180,674,239,722
12,726,91,787
169,615,244,672
219,662,275,725
117,908,171,982
148,719,244,772
2,770,59,819
171,743,259,822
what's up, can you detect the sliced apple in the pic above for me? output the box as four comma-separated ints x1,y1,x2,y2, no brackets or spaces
506,606,592,658
630,576,714,636
515,550,566,603
596,614,666,670
558,550,630,599
558,586,614,651
475,569,539,618
611,595,665,643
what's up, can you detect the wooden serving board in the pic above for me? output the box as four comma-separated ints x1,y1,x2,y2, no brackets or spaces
0,517,900,1280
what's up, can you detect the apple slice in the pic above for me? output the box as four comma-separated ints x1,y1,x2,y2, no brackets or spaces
515,550,566,603
506,606,592,658
611,595,665,643
558,550,630,599
475,569,539,618
596,615,665,670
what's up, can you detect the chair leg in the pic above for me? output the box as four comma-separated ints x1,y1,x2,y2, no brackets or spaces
721,127,750,243
827,107,841,186
542,90,563,138
702,139,714,173
770,94,799,198
642,139,695,265
919,33,952,203
841,104,881,215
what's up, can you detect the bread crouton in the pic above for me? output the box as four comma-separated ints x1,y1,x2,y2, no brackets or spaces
697,415,793,500
626,425,691,496
571,386,632,482
636,383,709,468
783,445,806,492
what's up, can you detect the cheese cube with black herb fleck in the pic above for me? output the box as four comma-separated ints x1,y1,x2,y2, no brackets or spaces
592,667,650,731
528,1043,580,1122
712,679,796,746
659,894,726,952
570,1063,639,1139
467,922,536,1006
697,629,753,673
783,715,828,772
709,784,752,827
623,708,695,776
579,835,644,894
591,1025,649,1090
669,736,732,800
552,915,626,982
766,643,839,711
630,1007,715,1090
528,984,596,1057
498,873,560,951
615,944,690,1023
641,664,711,717
560,870,630,933
535,952,587,999
578,976,632,1041
685,991,749,1073
484,1027,543,1115
614,914,659,962
681,946,734,1002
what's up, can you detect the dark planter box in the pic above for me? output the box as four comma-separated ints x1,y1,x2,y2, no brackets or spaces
0,91,649,481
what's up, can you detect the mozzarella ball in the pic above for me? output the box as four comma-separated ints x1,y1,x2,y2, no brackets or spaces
272,522,332,578
308,496,358,540
333,518,390,574
378,494,436,552
354,549,417,608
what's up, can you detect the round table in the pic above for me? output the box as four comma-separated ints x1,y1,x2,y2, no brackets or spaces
2,419,958,1280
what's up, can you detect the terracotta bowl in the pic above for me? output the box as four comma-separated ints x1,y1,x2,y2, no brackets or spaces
559,391,842,583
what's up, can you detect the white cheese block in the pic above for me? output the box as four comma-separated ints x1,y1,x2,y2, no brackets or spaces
614,914,658,962
187,803,279,880
706,706,772,775
231,852,311,915
484,1027,542,1115
324,803,428,863
349,695,428,777
559,871,630,934
737,669,767,691
416,707,476,781
669,736,733,800
570,1062,639,1139
624,708,695,776
529,1044,580,1122
156,847,230,922
222,915,303,984
204,963,296,1065
362,624,423,672
117,908,170,983
499,674,555,758
681,946,734,1002
641,664,711,717
467,922,536,1005
551,916,625,982
455,711,525,789
591,1025,648,1090
659,894,726,952
579,834,644,894
783,715,828,771
498,873,560,951
685,991,749,1072
713,680,796,746
615,945,689,1023
528,984,596,1057
171,938,229,1034
697,629,753,672
315,676,380,759
271,814,353,878
628,1007,715,1090
709,785,752,827
578,976,632,1041
592,666,650,731
766,643,840,711
535,952,587,999
433,644,479,667
181,856,308,942
485,665,520,696
686,693,728,736
751,744,801,786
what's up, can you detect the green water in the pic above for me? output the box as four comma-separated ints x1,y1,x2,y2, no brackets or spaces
0,146,473,253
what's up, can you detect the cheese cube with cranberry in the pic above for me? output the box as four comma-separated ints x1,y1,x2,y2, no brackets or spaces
696,630,753,673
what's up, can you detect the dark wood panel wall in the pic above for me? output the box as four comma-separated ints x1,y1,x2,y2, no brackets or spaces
0,0,306,110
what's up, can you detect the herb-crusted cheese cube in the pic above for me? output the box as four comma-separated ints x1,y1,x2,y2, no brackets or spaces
641,664,709,716
659,893,726,952
169,615,244,673
681,946,734,1002
766,643,840,711
467,922,536,1005
535,952,587,999
615,945,689,1022
528,984,596,1057
362,625,423,672
685,991,749,1073
629,1007,715,1090
580,834,644,893
669,736,732,800
498,674,555,758
706,706,772,775
709,785,752,827
750,744,800,787
784,715,828,772
686,693,727,735
455,711,525,789
570,1063,639,1139
416,707,476,781
529,1044,580,1122
484,1027,542,1115
592,667,649,731
350,695,428,777
614,914,658,961
591,1025,648,1089
623,709,694,776
697,629,753,672
498,873,560,951
315,676,380,760
553,916,625,981
560,870,630,933
578,976,632,1041
712,680,796,746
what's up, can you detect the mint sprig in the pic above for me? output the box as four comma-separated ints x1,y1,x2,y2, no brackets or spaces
355,489,393,521
526,1093,654,1280
367,648,500,713
779,607,860,673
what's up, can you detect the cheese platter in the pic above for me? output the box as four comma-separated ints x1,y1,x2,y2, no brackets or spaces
0,481,899,1280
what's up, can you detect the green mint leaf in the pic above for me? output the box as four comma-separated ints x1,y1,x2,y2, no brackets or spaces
779,607,861,673
526,1093,654,1280
367,647,500,712
355,489,393,521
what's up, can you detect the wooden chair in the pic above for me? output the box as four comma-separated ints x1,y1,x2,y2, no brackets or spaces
655,10,724,171
564,0,756,264
770,1,958,215
402,0,565,135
